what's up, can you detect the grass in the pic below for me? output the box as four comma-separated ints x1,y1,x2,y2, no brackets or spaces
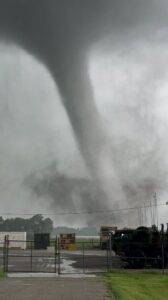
104,271,168,300
0,272,5,279
75,239,100,250
26,239,100,250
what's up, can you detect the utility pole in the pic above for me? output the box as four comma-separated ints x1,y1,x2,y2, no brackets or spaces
144,203,147,226
154,192,159,228
150,200,153,226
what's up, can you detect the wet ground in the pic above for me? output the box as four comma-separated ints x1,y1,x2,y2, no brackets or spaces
0,249,120,274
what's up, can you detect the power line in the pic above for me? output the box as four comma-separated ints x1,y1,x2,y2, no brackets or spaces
0,202,167,216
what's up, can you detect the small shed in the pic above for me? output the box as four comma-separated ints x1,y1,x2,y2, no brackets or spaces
34,233,50,250
60,233,76,249
0,232,27,249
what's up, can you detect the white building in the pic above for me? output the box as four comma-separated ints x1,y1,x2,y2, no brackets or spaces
0,232,27,250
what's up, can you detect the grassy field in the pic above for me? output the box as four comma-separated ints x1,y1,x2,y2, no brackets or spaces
105,271,168,300
26,239,100,250
0,272,5,278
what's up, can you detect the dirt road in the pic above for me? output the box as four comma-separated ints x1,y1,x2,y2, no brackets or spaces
0,277,109,300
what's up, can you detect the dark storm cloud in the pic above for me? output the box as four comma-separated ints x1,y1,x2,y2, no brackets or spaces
1,1,168,225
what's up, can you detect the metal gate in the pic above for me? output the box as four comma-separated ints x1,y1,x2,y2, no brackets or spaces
3,236,58,273
1,236,121,274
57,239,121,275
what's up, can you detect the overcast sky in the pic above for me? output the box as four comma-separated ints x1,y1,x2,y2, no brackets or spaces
0,1,168,227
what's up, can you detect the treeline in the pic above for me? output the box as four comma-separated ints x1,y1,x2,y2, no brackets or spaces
0,214,53,238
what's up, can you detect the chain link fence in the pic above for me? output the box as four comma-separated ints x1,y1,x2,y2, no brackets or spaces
1,236,168,274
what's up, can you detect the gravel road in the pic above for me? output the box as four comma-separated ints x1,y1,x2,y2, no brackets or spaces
0,277,109,300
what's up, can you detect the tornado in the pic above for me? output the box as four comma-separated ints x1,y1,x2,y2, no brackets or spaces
0,0,167,214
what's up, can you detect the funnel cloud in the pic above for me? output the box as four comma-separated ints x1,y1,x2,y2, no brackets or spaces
0,1,168,226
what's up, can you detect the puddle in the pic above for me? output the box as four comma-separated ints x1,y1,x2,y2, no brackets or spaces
59,258,83,274
7,257,97,278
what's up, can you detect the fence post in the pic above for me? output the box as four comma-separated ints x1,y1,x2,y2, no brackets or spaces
109,232,112,270
30,241,33,272
161,224,165,275
161,243,165,275
106,247,109,272
3,236,7,273
6,235,9,273
54,237,57,273
82,242,85,274
58,238,61,275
